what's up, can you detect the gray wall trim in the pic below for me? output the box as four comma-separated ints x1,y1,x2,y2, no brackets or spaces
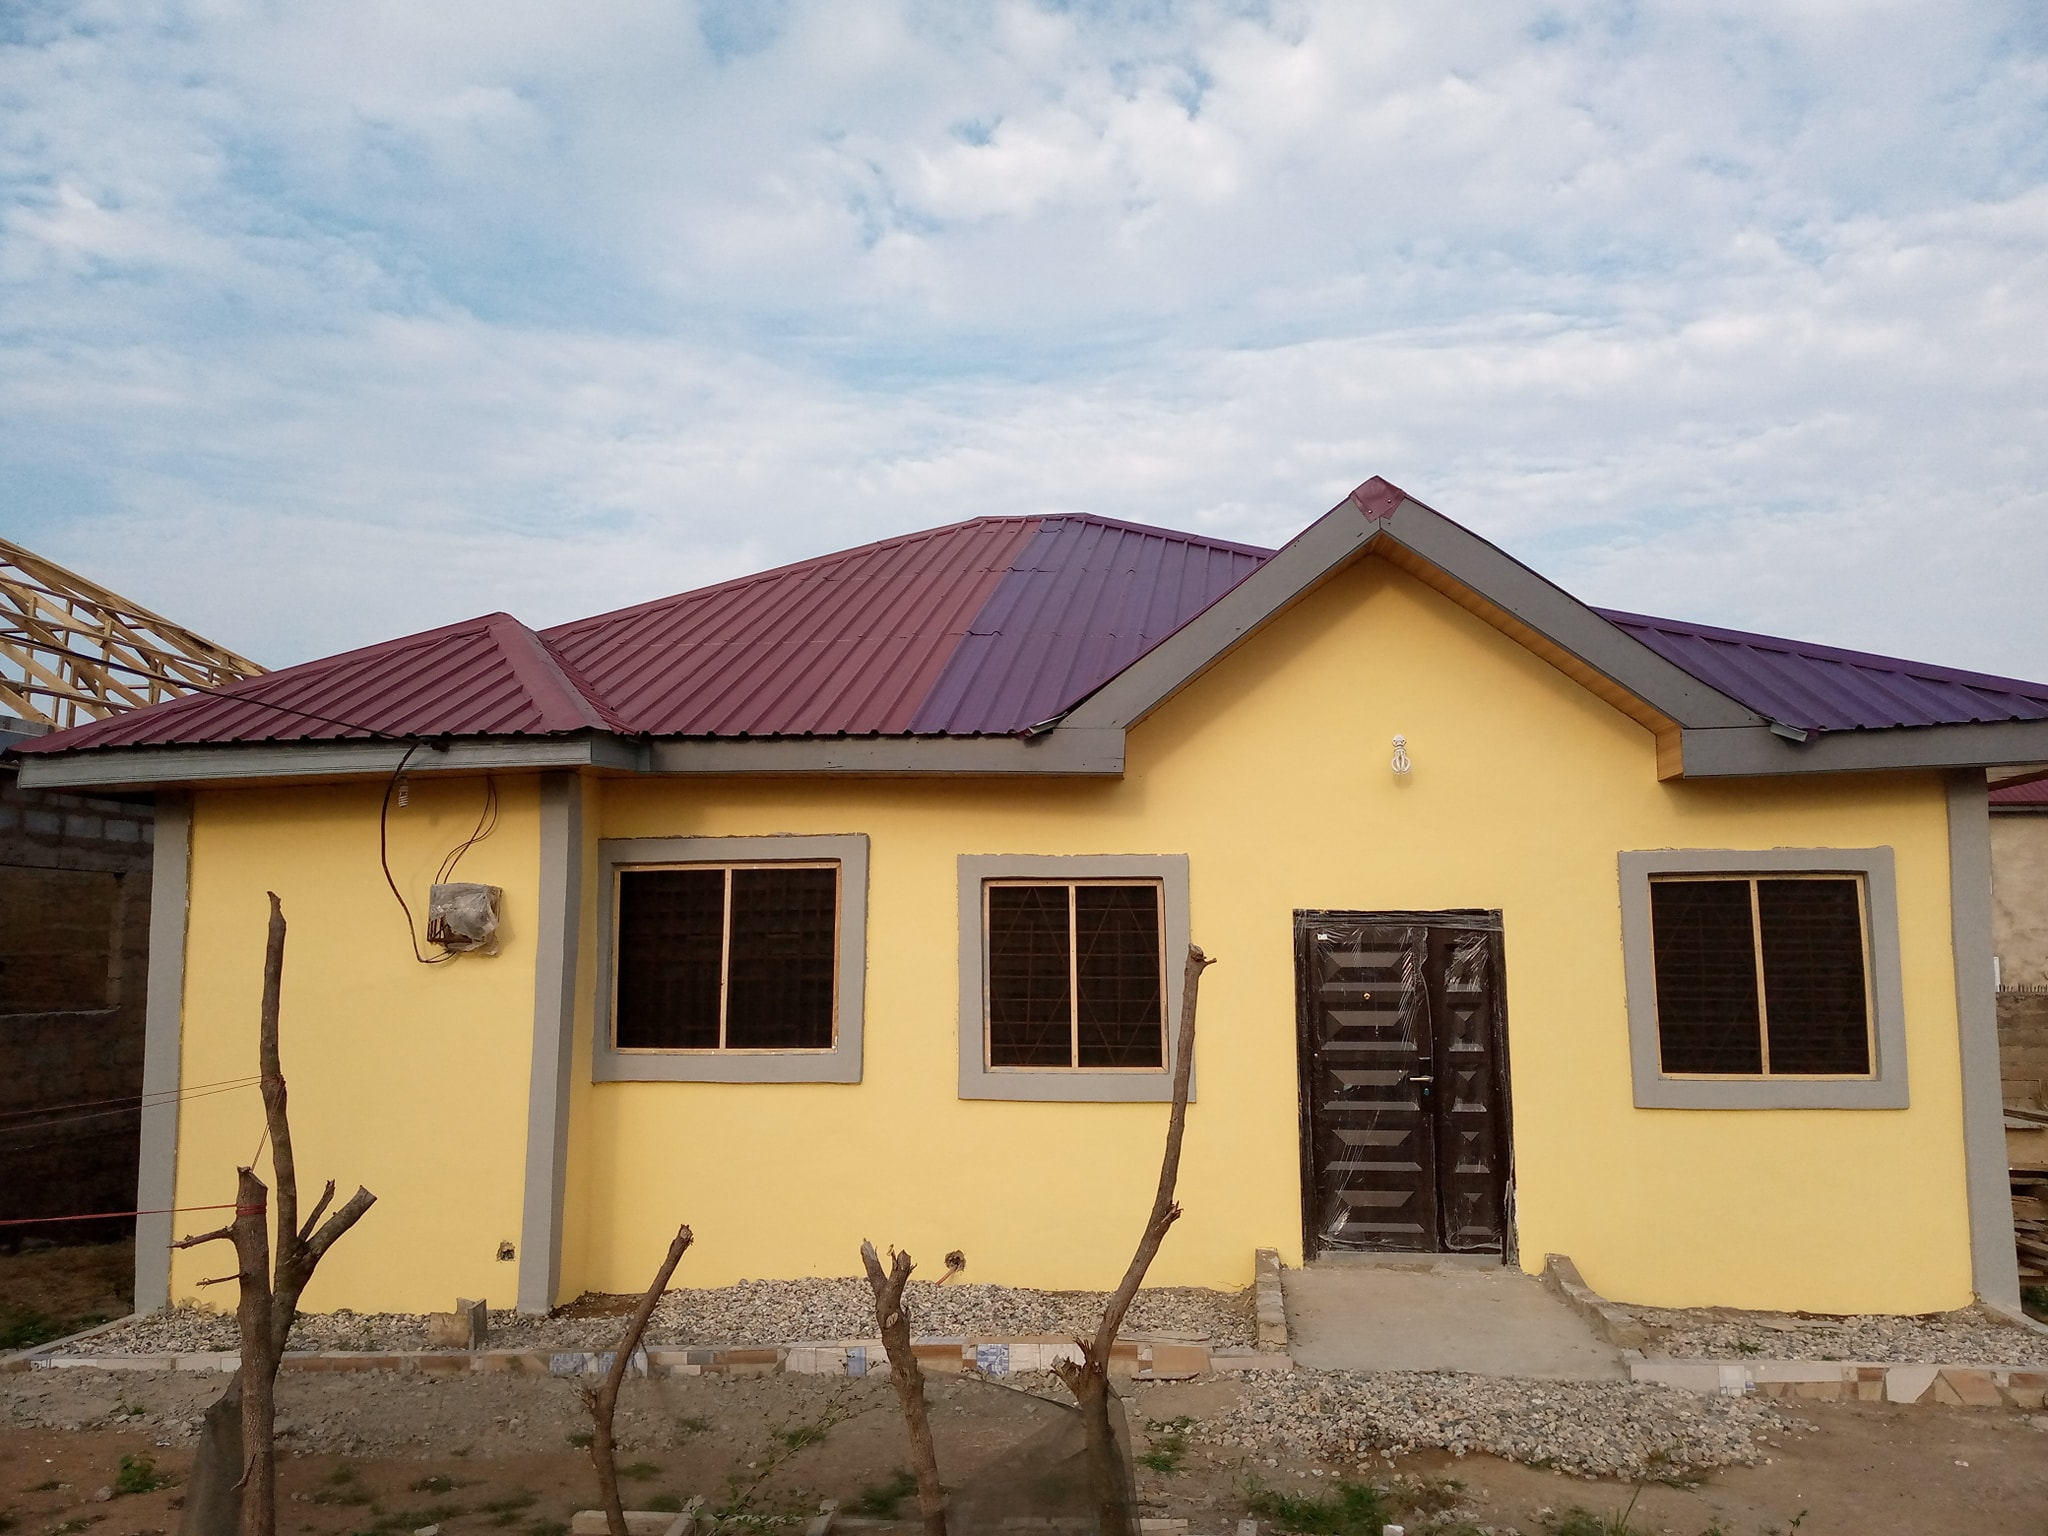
1681,719,2048,778
1618,847,1909,1110
16,734,644,792
19,728,1121,790
1063,491,1764,735
133,792,191,1313
644,730,1123,776
1945,773,2023,1309
517,772,584,1314
956,853,1194,1102
591,835,868,1084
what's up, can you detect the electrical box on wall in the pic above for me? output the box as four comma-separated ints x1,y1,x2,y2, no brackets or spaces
427,882,502,955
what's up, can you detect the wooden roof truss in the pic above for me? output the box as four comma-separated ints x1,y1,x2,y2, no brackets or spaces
0,536,263,729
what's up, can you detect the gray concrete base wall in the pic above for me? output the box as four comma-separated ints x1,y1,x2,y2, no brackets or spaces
2000,990,2048,1109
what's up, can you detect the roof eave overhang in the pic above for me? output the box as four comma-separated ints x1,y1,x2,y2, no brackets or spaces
1678,719,2048,779
13,725,1128,791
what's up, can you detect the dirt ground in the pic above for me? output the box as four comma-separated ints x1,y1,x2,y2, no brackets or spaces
3,1367,2045,1534
0,1240,132,1349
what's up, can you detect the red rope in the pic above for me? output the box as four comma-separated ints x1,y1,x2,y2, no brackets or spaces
0,1203,265,1228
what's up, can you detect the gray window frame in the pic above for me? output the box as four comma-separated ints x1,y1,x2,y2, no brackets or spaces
594,834,867,1083
958,853,1193,1102
1618,847,1908,1109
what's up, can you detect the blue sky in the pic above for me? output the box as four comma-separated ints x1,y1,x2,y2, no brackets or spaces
4,1,2046,675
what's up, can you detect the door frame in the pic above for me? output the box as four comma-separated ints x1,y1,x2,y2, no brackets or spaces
1293,908,1519,1263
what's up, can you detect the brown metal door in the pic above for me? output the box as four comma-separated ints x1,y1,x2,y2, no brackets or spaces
1295,911,1511,1257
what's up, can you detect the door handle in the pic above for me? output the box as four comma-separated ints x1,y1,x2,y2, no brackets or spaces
1410,1076,1434,1084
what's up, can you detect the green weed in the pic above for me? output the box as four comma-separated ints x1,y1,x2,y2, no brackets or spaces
674,1416,710,1436
846,1470,917,1518
527,1521,568,1536
407,1477,461,1496
642,1494,684,1513
566,1430,593,1449
27,1484,62,1495
477,1492,537,1516
618,1462,660,1480
1244,1478,1391,1534
112,1456,169,1497
311,1488,372,1508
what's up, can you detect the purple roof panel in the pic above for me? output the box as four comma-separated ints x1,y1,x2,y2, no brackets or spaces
907,515,1272,735
1596,610,2048,732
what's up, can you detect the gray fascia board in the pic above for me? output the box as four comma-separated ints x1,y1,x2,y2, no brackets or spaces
134,792,191,1313
1682,719,2048,778
14,734,637,791
645,729,1123,776
1946,772,2022,1310
1064,494,1762,733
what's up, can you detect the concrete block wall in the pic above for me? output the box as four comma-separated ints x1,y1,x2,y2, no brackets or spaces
1999,991,2048,1109
0,761,156,1241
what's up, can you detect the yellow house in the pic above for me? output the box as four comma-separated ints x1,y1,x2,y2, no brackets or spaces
20,478,2046,1322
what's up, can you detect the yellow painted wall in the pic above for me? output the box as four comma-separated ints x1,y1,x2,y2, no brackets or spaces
170,776,541,1312
167,554,1976,1315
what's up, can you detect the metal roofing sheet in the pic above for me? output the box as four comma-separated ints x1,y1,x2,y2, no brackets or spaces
1596,610,2048,732
17,612,620,751
541,518,1040,737
1991,776,2048,807
908,515,1272,735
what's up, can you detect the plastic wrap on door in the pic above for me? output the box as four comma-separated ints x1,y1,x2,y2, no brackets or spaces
1437,930,1506,1251
1309,922,1433,1252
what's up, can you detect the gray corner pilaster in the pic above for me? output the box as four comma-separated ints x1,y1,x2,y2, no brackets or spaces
518,772,583,1313
1946,770,2021,1310
135,792,191,1313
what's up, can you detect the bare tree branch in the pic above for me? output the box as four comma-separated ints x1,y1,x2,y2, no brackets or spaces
861,1241,946,1536
586,1224,694,1536
296,1179,336,1246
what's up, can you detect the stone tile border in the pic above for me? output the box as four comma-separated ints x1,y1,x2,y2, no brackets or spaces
1630,1356,2048,1409
1540,1254,1648,1350
10,1336,1295,1383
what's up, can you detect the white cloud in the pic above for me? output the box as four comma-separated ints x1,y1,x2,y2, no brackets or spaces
0,0,2043,681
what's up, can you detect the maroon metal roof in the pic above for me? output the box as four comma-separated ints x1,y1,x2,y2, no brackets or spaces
1991,776,2048,807
18,496,2048,760
23,612,626,750
1597,610,2048,733
907,515,1272,735
541,518,1043,737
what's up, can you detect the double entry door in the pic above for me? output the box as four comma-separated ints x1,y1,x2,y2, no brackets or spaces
1294,910,1512,1257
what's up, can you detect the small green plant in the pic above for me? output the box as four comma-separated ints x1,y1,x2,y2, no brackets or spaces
643,1494,684,1514
566,1430,593,1449
1538,1490,1647,1536
2022,1284,2048,1318
29,1483,63,1494
478,1491,537,1516
113,1456,170,1497
847,1470,918,1518
327,1466,358,1486
1244,1477,1391,1534
1138,1417,1193,1475
1732,1340,1762,1356
312,1487,373,1508
618,1462,660,1481
527,1521,568,1536
675,1416,711,1436
408,1477,459,1495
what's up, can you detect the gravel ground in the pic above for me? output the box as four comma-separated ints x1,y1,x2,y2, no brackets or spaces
1197,1370,1792,1479
53,1277,1256,1356
1631,1304,2048,1366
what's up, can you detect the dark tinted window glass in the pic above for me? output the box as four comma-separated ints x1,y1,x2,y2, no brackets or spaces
724,866,838,1049
1759,879,1870,1074
1075,884,1164,1067
988,885,1072,1066
1649,879,1762,1074
615,869,724,1049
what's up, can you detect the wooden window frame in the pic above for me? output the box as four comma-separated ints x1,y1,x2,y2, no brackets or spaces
593,834,868,1084
1618,848,1908,1110
610,860,841,1056
981,877,1168,1073
957,853,1192,1103
1648,872,1878,1082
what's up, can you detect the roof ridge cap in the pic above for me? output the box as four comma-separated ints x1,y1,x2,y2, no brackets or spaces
483,613,624,734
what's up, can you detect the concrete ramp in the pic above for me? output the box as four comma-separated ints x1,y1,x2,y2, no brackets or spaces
1283,1260,1626,1379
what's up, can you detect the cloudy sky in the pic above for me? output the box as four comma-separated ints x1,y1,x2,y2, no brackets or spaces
4,1,2045,676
